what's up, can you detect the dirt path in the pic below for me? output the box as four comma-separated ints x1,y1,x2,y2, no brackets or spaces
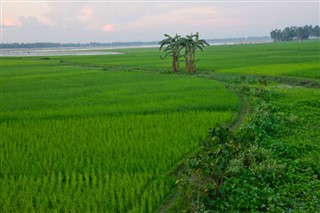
229,88,252,132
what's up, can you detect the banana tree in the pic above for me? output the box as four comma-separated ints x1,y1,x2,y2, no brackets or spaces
178,32,209,74
159,34,181,73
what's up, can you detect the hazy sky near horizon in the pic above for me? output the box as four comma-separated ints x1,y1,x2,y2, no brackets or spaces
1,0,319,43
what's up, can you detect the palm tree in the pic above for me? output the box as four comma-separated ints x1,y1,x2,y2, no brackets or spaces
178,32,209,74
159,34,181,73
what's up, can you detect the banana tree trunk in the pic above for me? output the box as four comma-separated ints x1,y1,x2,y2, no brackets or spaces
185,51,192,74
185,48,197,74
172,53,179,72
191,49,196,73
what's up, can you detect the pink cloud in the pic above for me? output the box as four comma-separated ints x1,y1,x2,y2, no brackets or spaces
81,8,94,16
78,8,94,21
102,24,115,32
3,17,20,27
73,7,102,30
126,7,223,30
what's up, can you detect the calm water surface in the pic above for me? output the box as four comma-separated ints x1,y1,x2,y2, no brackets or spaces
1,47,123,57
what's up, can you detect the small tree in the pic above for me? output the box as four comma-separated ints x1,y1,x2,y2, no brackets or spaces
270,25,319,42
295,25,313,40
159,32,209,74
270,29,282,42
178,32,209,74
159,34,181,73
311,25,320,37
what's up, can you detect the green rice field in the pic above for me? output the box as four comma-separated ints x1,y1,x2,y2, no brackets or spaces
0,57,237,212
58,40,320,79
1,40,319,212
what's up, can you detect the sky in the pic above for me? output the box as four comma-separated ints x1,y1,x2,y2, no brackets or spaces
1,0,319,43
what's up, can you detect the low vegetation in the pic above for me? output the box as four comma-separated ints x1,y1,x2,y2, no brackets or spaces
172,80,320,212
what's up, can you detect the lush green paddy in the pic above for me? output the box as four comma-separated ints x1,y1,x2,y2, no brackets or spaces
1,40,319,212
0,57,237,212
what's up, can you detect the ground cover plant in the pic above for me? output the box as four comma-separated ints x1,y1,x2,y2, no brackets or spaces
0,57,237,212
170,80,320,212
263,86,320,211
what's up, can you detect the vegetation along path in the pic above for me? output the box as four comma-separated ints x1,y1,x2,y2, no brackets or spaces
157,80,253,213
162,74,319,212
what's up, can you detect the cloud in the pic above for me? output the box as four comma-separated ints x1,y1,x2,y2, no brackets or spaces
102,24,116,32
134,7,217,26
18,16,46,28
1,17,20,32
80,8,94,17
76,8,95,23
116,6,240,39
3,17,20,27
2,2,320,43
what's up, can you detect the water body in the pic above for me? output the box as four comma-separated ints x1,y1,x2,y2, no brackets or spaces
1,47,123,57
1,39,271,57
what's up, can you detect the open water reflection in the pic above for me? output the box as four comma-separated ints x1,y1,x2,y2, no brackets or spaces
1,47,123,57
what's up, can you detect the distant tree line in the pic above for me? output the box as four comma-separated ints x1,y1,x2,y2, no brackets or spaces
1,36,273,49
206,36,271,44
270,25,320,42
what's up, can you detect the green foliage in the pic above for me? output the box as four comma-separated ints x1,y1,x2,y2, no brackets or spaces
178,32,210,74
177,125,238,211
262,87,320,211
159,32,209,74
174,80,320,212
270,25,319,42
238,87,283,143
176,122,285,212
159,34,181,72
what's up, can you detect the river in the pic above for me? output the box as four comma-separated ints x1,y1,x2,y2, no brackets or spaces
0,46,124,57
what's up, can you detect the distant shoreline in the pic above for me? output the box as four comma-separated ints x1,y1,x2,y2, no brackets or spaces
0,37,273,57
1,47,124,57
0,36,271,49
